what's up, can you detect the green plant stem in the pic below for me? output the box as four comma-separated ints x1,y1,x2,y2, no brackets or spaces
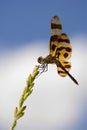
10,66,39,130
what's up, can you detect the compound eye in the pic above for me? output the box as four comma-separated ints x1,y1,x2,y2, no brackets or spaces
37,56,44,64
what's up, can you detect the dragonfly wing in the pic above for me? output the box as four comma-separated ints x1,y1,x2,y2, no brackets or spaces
51,15,62,36
50,33,72,61
57,61,71,77
55,33,72,60
56,60,79,85
49,16,62,56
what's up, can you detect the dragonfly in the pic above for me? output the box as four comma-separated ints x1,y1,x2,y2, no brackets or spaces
37,16,79,85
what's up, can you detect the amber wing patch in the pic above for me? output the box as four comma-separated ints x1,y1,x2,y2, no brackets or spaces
57,61,71,77
50,33,72,77
55,33,72,61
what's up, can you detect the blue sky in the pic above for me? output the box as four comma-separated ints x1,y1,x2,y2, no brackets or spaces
0,1,87,130
0,0,87,49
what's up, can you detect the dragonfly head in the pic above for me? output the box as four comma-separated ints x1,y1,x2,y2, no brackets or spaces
37,56,48,77
37,56,45,64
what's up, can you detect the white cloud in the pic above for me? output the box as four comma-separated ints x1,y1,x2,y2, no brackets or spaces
0,38,87,130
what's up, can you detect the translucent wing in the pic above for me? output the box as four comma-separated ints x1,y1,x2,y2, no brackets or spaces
51,15,62,36
49,15,62,56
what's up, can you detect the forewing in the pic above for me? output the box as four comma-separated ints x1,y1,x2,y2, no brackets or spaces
57,61,71,77
49,35,59,56
51,15,62,36
55,33,72,60
50,33,72,60
49,16,62,55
